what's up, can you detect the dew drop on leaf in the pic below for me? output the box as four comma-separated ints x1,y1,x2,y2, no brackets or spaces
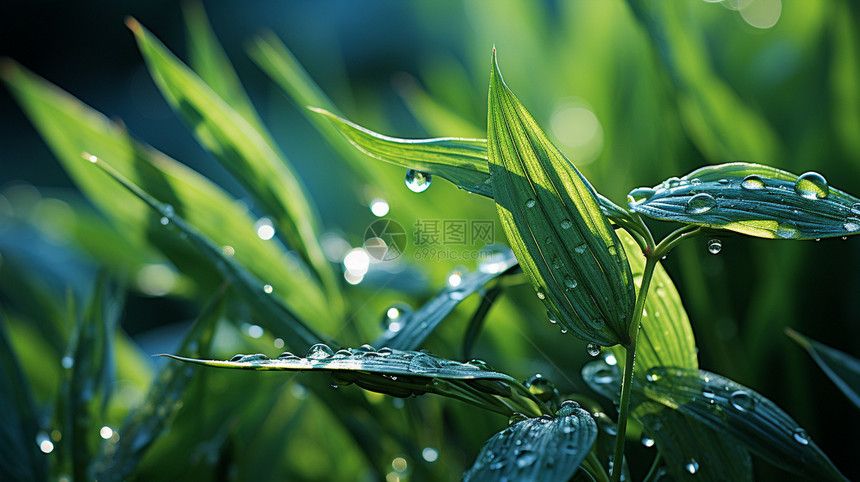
586,343,601,357
574,244,587,254
707,239,722,255
843,217,860,232
508,412,529,426
741,175,766,190
306,343,334,360
792,427,810,445
776,221,798,239
729,390,757,412
564,277,578,289
525,198,536,208
263,284,273,294
852,203,860,216
516,450,537,468
627,187,656,205
794,172,829,199
685,459,700,474
405,169,432,193
536,291,546,300
559,219,572,229
159,216,170,225
641,432,655,448
685,193,717,214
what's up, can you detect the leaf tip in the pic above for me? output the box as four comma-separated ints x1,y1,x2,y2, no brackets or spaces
0,57,18,81
125,16,142,35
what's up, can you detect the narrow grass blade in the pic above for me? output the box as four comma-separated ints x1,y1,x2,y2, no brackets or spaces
375,249,518,350
640,366,846,481
0,312,47,482
462,401,597,481
628,163,860,240
488,49,635,347
127,19,339,304
163,346,545,417
310,107,493,196
0,60,332,326
90,285,224,481
786,328,860,411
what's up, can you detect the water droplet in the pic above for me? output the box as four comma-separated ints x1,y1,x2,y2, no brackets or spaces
422,447,439,462
574,243,587,254
792,427,809,445
563,277,577,289
559,400,580,410
685,193,717,214
641,432,655,448
405,169,432,193
560,328,568,334
586,343,601,357
369,198,389,217
645,369,662,383
61,356,74,369
690,178,702,186
795,172,829,199
852,203,860,216
516,450,537,468
525,198,536,208
685,459,699,474
663,177,682,189
707,239,722,255
278,352,300,360
254,217,276,240
741,175,766,190
718,178,730,185
729,390,756,412
446,269,463,288
508,412,529,425
589,318,605,330
159,216,170,225
627,187,656,205
525,374,556,402
232,353,269,362
230,354,245,361
306,343,334,360
843,217,860,232
776,221,798,239
559,219,572,229
263,284,273,294
536,291,546,300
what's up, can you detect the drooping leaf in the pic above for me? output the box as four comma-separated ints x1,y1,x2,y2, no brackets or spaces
0,60,332,327
462,401,597,481
786,328,860,411
640,366,846,481
127,19,340,305
628,162,860,240
487,49,635,347
90,284,224,481
374,248,519,351
311,107,492,196
0,312,47,482
163,346,545,417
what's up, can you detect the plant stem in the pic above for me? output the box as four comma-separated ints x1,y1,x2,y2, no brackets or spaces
610,256,658,482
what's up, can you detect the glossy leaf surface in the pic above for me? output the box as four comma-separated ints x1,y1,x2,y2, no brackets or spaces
628,163,860,240
787,329,860,411
462,401,597,481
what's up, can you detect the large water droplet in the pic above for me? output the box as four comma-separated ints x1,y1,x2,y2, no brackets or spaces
525,374,556,402
586,343,601,357
792,427,809,445
685,193,717,214
663,177,682,189
729,390,756,412
707,239,722,255
843,217,860,232
795,172,829,199
564,277,577,289
306,343,334,360
776,221,798,239
685,459,699,474
741,175,766,190
525,198,536,208
627,187,656,206
641,432,655,448
405,169,432,193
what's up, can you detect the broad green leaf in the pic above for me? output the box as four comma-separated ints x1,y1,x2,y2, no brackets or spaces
0,60,332,326
488,50,635,347
375,248,518,350
310,107,493,196
90,285,223,481
462,401,597,481
63,275,121,481
127,19,340,305
607,230,697,372
163,346,545,417
0,312,47,482
628,163,860,240
787,328,860,411
640,366,846,481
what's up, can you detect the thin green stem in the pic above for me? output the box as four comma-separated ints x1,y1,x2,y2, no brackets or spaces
642,453,664,482
611,256,658,482
653,225,701,259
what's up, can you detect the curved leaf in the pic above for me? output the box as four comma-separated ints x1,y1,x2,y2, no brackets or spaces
787,328,860,411
640,366,846,481
463,401,597,481
488,49,635,347
628,163,860,240
163,346,545,417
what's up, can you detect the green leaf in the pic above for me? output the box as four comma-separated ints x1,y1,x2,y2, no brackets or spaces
628,162,860,240
786,328,860,411
163,346,545,417
0,312,47,482
127,19,340,305
310,107,493,197
374,248,518,350
640,366,846,481
487,49,635,347
462,401,597,481
90,285,224,481
0,60,332,327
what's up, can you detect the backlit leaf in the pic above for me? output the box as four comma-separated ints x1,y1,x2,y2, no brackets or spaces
463,401,597,481
628,163,860,240
488,49,635,346
787,328,860,411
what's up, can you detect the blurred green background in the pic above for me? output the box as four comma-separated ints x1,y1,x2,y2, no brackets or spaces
1,0,859,480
